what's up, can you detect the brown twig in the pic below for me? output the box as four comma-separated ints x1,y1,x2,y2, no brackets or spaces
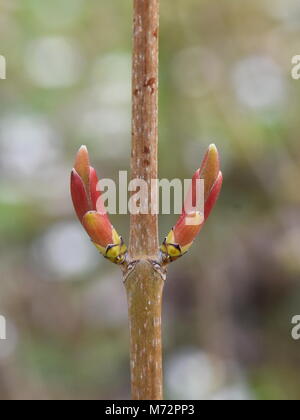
125,260,164,400
130,0,159,258
125,0,163,400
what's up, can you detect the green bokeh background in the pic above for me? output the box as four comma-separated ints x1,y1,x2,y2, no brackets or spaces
0,0,300,400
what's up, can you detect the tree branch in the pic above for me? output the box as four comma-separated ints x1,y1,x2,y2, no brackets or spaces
125,260,164,400
130,0,159,259
126,0,163,401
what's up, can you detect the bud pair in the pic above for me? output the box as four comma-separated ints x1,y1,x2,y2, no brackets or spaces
70,146,127,264
71,144,222,266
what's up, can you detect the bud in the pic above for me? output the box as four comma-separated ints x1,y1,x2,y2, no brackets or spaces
83,212,127,265
70,146,127,265
161,144,223,262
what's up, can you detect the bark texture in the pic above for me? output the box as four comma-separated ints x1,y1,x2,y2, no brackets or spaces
125,260,164,400
126,0,163,401
130,0,159,258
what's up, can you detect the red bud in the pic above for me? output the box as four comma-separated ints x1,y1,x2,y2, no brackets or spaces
161,144,223,262
74,145,90,189
70,146,127,264
70,169,90,222
82,211,114,248
205,171,223,220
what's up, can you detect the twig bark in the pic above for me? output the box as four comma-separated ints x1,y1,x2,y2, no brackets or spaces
130,0,159,258
125,0,163,401
126,260,164,400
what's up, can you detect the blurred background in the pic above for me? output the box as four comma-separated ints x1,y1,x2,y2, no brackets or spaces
0,0,300,400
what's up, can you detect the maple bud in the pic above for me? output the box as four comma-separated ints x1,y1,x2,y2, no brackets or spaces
83,212,127,265
161,144,223,262
70,146,127,264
